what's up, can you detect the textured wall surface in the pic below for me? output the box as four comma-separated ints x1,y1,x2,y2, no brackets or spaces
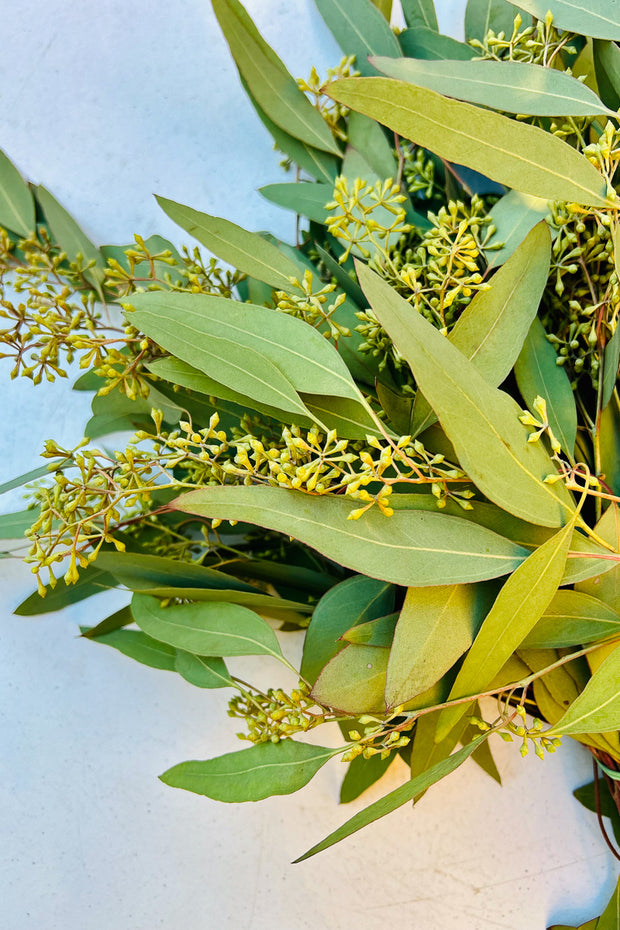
0,2,616,927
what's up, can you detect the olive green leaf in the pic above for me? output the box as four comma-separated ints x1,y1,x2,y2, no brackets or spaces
340,750,395,803
301,576,394,684
399,27,475,60
515,316,578,457
174,650,233,689
436,519,574,741
411,221,552,435
465,0,522,42
95,551,257,593
357,262,576,527
401,0,438,30
342,612,399,647
600,393,620,496
294,735,487,861
385,583,494,708
314,0,401,76
485,190,552,269
155,196,301,290
347,111,399,182
172,485,530,587
312,644,390,714
576,503,620,612
212,0,340,154
516,0,620,41
161,739,337,802
521,590,620,648
326,77,611,206
0,509,37,539
82,627,177,671
81,606,133,639
546,643,620,735
0,148,35,236
594,39,620,110
602,324,620,410
371,58,614,117
132,593,284,660
36,186,106,295
259,182,333,224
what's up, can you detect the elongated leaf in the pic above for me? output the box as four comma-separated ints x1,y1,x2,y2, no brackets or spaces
594,39,620,110
161,739,336,801
301,575,394,684
342,612,399,646
401,0,438,30
0,508,37,539
314,0,401,76
522,590,620,648
132,587,309,620
314,243,366,306
0,149,35,236
295,736,486,860
172,485,530,587
385,583,493,707
465,0,521,41
600,393,620,496
515,316,578,457
132,593,284,660
546,643,620,735
326,77,611,206
312,644,390,713
516,0,620,40
0,461,67,495
399,27,475,60
603,233,620,406
212,0,340,154
576,504,620,612
485,190,552,269
371,58,614,117
155,196,300,290
574,780,620,847
83,627,177,671
347,111,399,181
260,182,333,224
81,605,132,639
175,650,233,688
436,520,574,741
340,750,395,803
357,262,576,527
411,221,551,435
36,186,105,293
95,551,257,593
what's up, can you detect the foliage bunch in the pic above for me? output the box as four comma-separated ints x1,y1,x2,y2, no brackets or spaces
5,0,620,921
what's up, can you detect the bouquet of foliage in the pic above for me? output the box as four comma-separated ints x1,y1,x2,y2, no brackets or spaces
3,0,620,921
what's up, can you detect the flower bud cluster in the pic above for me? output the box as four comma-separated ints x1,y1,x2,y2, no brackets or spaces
275,269,350,343
342,709,412,763
228,680,327,743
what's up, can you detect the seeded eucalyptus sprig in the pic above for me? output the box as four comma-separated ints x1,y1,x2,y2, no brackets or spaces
4,0,620,921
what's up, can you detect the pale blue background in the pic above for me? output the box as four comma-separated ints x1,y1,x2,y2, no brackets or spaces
0,2,616,927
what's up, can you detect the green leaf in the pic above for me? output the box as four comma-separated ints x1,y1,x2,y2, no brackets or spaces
600,393,620,497
294,735,486,860
342,612,399,647
301,575,394,684
340,751,395,803
485,190,552,269
312,643,390,713
595,874,620,930
80,605,133,639
0,149,35,236
174,650,233,689
411,221,552,435
83,627,177,671
385,583,494,707
399,27,475,60
95,551,257,593
36,186,105,294
326,77,611,206
155,195,300,290
436,520,574,741
314,0,401,76
161,739,336,801
0,462,68,495
401,0,438,30
522,590,620,648
371,57,614,117
574,779,620,846
356,261,576,527
172,485,530,587
515,316,578,457
594,39,620,111
0,508,37,539
465,0,521,41
546,643,620,735
516,0,620,41
259,182,333,224
15,566,115,616
603,228,620,408
576,504,620,612
347,111,399,181
302,393,383,439
131,593,284,660
212,0,340,154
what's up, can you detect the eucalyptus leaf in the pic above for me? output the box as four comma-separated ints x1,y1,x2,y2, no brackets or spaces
484,190,552,269
546,643,620,735
0,148,35,236
370,58,614,117
516,0,620,41
312,643,390,714
132,593,284,660
212,0,340,154
172,485,530,587
83,627,177,671
161,739,336,801
294,736,487,861
95,551,257,593
0,508,37,539
259,182,333,224
80,605,133,639
36,186,105,294
175,650,233,689
314,0,402,76
603,267,620,409
326,77,611,206
342,612,399,647
521,590,620,648
0,463,67,496
401,0,438,30
593,39,620,110
436,519,574,741
576,504,620,613
357,261,576,527
399,27,475,61
599,393,620,496
347,111,399,181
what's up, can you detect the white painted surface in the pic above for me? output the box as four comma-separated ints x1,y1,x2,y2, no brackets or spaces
0,2,616,927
